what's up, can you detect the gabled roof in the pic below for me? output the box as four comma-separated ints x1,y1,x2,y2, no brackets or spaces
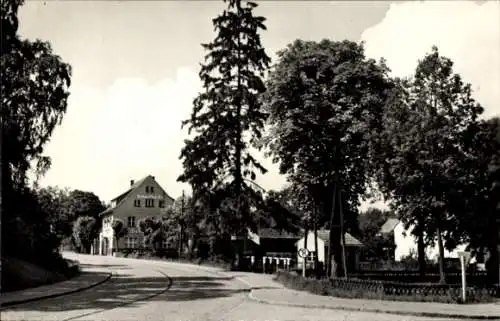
379,218,401,234
301,229,363,247
258,228,301,239
99,175,173,217
110,177,148,202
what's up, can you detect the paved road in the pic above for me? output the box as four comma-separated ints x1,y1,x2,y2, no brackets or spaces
0,254,482,321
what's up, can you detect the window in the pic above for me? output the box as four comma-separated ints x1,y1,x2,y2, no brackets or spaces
307,251,317,262
126,237,137,249
150,186,155,193
145,186,150,193
127,216,136,227
161,240,168,249
145,199,154,208
159,200,165,208
134,199,141,207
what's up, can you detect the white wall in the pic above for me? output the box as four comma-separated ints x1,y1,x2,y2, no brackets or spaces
394,222,468,262
296,232,326,263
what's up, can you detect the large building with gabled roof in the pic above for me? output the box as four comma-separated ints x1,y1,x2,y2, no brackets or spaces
97,175,175,255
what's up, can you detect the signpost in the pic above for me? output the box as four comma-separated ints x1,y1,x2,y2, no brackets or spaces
457,251,471,303
298,248,309,277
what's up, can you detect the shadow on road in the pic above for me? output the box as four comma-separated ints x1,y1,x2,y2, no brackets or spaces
79,263,131,270
3,272,261,312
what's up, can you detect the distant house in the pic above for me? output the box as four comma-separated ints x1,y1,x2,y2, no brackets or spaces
295,230,364,271
245,228,300,257
378,218,467,262
97,175,175,255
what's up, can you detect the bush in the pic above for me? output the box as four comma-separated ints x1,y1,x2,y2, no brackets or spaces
274,270,499,304
351,270,489,285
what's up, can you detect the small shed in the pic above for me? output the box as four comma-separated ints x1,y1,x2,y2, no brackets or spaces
295,230,363,271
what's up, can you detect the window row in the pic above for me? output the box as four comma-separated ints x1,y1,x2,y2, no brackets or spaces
145,186,155,193
133,199,165,208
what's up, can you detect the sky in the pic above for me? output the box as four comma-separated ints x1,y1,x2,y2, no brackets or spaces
18,0,499,209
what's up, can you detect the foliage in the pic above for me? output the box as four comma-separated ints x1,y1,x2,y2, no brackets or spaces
260,39,394,276
257,187,303,234
177,0,271,242
72,216,97,253
138,215,171,252
35,186,73,242
112,219,128,252
374,46,484,282
1,0,71,190
358,207,396,260
1,0,72,264
274,270,498,304
35,187,106,248
67,189,106,218
453,116,500,283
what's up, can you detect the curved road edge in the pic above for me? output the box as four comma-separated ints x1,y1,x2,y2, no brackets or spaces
245,287,500,320
1,272,113,308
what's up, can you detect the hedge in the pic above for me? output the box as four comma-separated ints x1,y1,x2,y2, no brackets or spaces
274,270,499,304
351,271,489,285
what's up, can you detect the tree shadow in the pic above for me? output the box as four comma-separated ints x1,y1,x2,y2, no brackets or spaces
79,263,131,270
2,273,252,312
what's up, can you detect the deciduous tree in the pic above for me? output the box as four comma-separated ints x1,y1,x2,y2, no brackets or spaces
72,216,97,254
1,0,71,261
375,46,484,283
260,39,393,277
112,219,128,253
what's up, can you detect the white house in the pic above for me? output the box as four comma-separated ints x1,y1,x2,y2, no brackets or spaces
295,229,363,270
379,218,468,262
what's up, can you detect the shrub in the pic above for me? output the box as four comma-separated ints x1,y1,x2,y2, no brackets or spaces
274,271,499,304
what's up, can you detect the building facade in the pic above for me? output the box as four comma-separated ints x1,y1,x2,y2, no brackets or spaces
379,218,468,262
98,175,174,255
295,230,364,271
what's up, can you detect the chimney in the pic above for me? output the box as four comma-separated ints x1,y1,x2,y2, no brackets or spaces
130,180,134,187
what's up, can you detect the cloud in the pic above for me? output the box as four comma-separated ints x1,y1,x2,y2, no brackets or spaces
361,0,500,119
39,66,288,201
39,67,202,200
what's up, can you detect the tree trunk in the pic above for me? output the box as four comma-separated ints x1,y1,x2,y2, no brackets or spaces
339,189,348,278
487,244,499,285
115,237,119,255
313,218,319,279
436,223,446,284
328,183,343,278
417,224,427,277
303,226,309,277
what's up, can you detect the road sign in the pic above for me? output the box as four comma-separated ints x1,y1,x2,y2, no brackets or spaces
298,248,309,258
457,251,471,261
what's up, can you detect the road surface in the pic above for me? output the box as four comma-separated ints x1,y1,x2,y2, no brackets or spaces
0,254,477,321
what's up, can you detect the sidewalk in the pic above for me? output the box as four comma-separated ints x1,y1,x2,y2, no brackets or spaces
0,271,112,308
229,272,500,320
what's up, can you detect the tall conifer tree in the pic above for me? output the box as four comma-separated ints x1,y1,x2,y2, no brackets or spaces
178,0,271,238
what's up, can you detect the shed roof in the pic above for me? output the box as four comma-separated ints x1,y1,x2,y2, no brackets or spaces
379,218,401,234
300,229,363,247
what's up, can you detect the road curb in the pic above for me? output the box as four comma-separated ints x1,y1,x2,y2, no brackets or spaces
0,272,112,308
246,292,500,320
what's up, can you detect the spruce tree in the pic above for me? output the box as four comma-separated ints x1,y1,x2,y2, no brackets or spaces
178,0,271,239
